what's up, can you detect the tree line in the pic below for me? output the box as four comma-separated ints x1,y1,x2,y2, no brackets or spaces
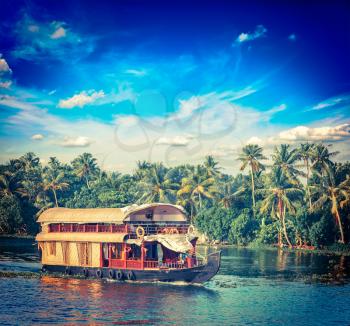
0,143,349,250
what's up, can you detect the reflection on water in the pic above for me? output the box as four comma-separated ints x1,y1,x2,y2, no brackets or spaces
1,237,350,325
216,246,350,282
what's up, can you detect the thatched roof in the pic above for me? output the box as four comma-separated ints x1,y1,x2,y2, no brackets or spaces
37,203,187,224
36,232,128,243
38,207,125,224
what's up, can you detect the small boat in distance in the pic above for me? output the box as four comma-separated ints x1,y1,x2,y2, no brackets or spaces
36,203,221,283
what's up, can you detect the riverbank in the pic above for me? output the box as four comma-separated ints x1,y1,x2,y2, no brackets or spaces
199,242,350,256
0,234,35,239
0,271,39,279
1,234,350,256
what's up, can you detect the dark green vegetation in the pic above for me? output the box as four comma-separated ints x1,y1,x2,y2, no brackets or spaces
0,143,350,250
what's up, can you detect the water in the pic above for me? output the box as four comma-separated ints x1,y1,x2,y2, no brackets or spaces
1,237,350,325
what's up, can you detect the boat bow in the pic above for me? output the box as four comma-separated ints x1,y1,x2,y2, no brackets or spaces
191,251,221,283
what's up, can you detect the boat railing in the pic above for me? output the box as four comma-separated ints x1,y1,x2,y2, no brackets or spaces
143,260,158,269
110,259,125,268
144,258,203,269
143,260,186,269
109,257,204,270
129,224,189,235
48,223,129,233
48,223,189,235
126,260,143,269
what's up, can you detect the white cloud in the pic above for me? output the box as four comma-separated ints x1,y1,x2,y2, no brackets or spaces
310,95,350,111
0,95,38,111
50,26,66,39
246,136,264,146
58,85,136,109
267,103,287,114
176,96,204,119
208,144,239,158
0,55,12,88
31,134,44,140
99,85,136,105
156,135,194,147
125,69,147,77
278,124,350,142
258,104,287,121
58,90,105,108
6,83,349,174
59,136,93,147
114,115,140,127
0,56,12,73
174,87,257,121
235,25,267,44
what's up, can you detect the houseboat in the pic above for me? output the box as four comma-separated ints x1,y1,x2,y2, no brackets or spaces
36,203,221,283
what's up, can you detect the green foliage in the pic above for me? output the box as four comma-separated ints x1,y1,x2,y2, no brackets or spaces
228,209,259,245
309,216,334,247
195,206,236,241
0,196,23,233
0,144,349,252
255,222,279,245
325,243,350,253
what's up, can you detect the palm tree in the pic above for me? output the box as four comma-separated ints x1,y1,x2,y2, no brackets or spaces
176,194,197,224
72,153,98,189
42,169,69,207
18,152,40,172
0,172,27,198
260,167,304,247
137,163,178,203
203,156,221,178
310,167,350,244
297,143,315,209
272,144,305,184
215,179,238,208
34,192,55,216
134,160,152,181
177,165,217,211
310,143,338,176
238,144,266,211
48,157,62,170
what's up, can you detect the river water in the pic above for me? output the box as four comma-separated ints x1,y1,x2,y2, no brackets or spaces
1,237,350,325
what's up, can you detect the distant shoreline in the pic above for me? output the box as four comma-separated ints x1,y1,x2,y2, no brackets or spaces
0,234,35,240
1,234,348,256
199,242,350,256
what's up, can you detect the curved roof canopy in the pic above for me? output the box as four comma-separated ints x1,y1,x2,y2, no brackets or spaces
37,203,187,224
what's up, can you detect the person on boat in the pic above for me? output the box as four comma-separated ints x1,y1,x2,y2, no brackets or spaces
111,244,117,259
126,246,132,259
141,246,148,258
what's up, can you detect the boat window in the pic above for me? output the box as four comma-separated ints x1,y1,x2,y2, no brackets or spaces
110,243,122,259
102,243,109,267
145,243,158,260
102,243,108,259
127,244,141,259
110,243,123,259
145,210,153,219
116,243,123,259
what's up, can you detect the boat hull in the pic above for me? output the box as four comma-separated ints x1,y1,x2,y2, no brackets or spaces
42,251,221,284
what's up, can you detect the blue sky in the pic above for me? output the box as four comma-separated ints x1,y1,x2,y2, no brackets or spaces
0,0,349,172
